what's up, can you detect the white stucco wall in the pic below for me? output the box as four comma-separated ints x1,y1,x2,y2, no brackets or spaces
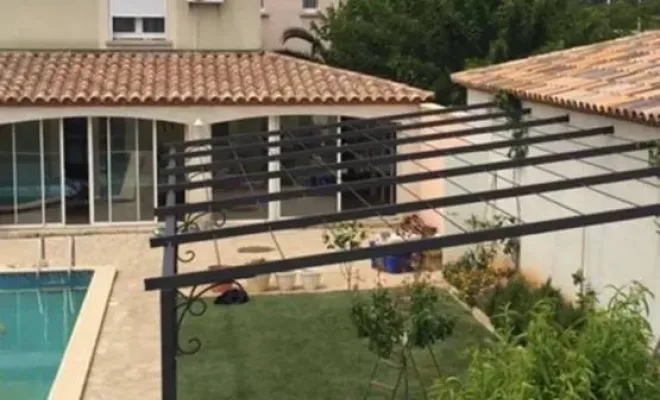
458,89,660,341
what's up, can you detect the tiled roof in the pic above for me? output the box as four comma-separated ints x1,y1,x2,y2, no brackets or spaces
0,51,433,106
451,31,660,125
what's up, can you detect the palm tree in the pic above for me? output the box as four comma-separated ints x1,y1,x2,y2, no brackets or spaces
279,17,329,63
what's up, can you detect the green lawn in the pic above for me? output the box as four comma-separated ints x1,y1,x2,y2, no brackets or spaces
178,290,492,400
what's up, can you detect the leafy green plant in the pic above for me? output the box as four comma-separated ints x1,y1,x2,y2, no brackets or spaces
494,91,528,160
350,278,456,362
435,282,660,400
482,274,589,341
649,140,660,168
351,286,405,358
322,220,368,289
443,265,503,307
443,213,519,306
494,91,527,269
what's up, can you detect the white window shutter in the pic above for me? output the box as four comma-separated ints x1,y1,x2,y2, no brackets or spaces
110,0,166,17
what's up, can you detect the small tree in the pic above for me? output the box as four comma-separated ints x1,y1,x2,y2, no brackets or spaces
322,220,368,289
351,276,457,397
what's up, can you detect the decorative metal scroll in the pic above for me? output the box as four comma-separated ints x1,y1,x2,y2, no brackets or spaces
172,206,229,355
175,209,228,263
174,283,220,355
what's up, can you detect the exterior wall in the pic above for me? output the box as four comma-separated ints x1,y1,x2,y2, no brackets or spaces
416,102,497,261
0,0,102,48
173,0,261,50
432,89,660,341
260,0,336,51
0,0,261,50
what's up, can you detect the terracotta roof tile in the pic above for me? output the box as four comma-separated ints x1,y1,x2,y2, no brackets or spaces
451,31,660,125
0,51,432,106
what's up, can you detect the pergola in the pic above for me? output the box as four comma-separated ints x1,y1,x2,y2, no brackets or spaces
143,101,660,400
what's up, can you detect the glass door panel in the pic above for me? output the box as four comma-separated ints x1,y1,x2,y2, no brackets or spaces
211,118,268,220
280,115,338,217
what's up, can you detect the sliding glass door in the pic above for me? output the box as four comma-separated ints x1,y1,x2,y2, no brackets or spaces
211,118,269,220
92,117,156,223
0,120,65,226
280,115,339,217
0,123,14,225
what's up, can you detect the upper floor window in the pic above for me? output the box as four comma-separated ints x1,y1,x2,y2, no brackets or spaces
110,0,166,40
302,0,318,10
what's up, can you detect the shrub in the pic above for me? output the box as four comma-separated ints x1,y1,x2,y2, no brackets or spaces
434,283,660,400
481,275,588,340
443,263,504,307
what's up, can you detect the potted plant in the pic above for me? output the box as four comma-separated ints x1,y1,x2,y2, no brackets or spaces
246,258,271,292
396,214,439,272
275,271,297,291
300,268,322,291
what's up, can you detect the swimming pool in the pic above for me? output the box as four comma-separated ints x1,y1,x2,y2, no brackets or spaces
0,271,92,400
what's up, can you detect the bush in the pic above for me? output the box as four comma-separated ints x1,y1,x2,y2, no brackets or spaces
434,283,660,400
481,275,588,340
443,263,503,307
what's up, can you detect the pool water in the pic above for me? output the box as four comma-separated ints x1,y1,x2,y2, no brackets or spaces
0,271,92,400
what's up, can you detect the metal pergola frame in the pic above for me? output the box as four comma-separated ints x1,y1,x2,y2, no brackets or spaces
144,102,660,400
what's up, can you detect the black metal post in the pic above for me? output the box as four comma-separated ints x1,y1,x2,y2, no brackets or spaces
160,146,180,400
160,257,177,400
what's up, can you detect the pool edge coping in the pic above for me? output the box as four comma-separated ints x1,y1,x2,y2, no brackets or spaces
0,266,119,400
46,266,116,400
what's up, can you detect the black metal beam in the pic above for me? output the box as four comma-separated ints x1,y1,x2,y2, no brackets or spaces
151,166,658,247
158,126,613,192
169,102,496,149
162,115,569,176
165,109,529,161
154,139,656,219
145,203,660,291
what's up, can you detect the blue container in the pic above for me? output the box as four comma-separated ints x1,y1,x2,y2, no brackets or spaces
369,241,384,269
383,253,413,274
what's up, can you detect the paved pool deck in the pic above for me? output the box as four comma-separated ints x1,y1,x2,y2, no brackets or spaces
0,227,446,400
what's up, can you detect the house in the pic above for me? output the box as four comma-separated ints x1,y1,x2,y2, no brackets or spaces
0,0,433,235
450,31,660,340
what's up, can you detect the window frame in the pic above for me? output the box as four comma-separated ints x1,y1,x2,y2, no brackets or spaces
302,0,318,10
111,16,166,40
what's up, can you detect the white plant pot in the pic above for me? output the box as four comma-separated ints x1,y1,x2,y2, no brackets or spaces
300,270,322,291
276,272,296,291
247,274,271,292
